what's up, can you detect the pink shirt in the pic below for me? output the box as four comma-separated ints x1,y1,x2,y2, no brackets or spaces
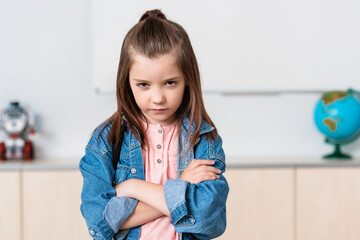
139,120,179,240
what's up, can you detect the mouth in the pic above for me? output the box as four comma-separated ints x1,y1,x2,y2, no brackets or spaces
151,109,166,113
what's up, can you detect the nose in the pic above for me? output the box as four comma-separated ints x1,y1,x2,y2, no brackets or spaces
151,88,165,104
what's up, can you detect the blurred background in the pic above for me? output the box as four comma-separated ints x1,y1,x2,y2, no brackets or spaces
1,0,360,240
1,0,359,161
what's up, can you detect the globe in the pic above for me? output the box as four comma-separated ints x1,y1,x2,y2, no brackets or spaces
314,89,360,159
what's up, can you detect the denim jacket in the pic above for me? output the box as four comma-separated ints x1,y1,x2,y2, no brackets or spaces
79,117,229,240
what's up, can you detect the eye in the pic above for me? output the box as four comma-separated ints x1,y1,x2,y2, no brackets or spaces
137,82,149,88
166,81,176,86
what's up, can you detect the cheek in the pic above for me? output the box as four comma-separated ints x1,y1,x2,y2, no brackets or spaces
173,88,185,106
131,88,145,107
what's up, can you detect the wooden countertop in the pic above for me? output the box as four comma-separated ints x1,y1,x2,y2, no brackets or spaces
1,157,360,171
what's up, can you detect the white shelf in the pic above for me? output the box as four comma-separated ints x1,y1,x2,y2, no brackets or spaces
226,157,360,168
0,159,79,171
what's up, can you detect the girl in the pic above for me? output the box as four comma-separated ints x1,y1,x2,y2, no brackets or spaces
80,9,229,240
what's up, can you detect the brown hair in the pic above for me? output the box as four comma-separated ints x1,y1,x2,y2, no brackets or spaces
100,9,217,151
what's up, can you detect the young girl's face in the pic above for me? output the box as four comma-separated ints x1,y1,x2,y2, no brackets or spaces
129,52,185,126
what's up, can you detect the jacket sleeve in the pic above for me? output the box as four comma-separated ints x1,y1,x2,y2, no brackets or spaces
164,134,229,239
79,133,138,240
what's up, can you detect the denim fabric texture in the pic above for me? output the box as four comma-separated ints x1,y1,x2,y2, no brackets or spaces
79,117,229,240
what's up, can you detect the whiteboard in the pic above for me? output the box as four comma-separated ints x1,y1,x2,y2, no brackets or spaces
93,0,360,93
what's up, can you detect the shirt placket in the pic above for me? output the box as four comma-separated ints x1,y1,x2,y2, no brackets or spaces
155,127,164,169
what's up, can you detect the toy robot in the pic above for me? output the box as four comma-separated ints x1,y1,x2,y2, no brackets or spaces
0,102,39,161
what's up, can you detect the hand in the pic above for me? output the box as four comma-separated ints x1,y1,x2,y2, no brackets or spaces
180,159,221,184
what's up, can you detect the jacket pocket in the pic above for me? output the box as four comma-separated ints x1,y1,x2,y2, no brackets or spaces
114,153,132,185
114,165,131,185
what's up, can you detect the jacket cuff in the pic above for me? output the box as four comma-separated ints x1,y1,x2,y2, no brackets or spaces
96,218,114,240
164,179,190,224
103,197,138,233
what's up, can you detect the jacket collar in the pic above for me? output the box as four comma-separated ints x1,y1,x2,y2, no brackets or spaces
181,116,214,137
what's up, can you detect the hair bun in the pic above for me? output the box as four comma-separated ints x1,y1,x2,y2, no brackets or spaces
139,9,167,22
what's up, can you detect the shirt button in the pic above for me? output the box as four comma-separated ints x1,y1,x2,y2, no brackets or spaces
131,168,136,174
157,144,162,149
186,159,191,165
89,229,95,237
158,129,163,134
157,159,162,164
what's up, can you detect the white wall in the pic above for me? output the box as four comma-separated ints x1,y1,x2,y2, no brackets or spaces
205,93,360,161
1,0,359,162
94,0,360,93
0,0,116,160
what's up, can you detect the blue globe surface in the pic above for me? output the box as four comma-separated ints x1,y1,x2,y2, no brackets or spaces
314,89,360,144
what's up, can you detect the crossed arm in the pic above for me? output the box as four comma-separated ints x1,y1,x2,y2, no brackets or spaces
116,159,222,230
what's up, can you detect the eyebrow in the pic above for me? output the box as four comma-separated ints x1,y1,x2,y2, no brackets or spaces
133,76,181,82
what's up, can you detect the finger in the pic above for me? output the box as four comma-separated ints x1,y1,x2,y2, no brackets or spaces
191,159,216,167
188,167,219,179
194,170,220,180
193,172,220,184
194,165,222,174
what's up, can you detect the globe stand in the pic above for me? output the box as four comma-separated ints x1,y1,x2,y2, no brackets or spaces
324,144,352,160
